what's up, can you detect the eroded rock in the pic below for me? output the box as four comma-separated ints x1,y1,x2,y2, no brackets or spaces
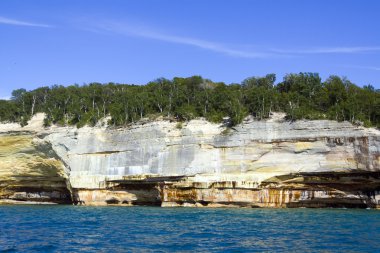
0,114,379,207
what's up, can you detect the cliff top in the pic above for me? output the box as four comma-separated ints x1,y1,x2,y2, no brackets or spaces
0,112,379,138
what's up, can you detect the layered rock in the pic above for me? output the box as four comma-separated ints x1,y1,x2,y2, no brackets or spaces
160,172,380,208
0,133,71,204
0,113,379,207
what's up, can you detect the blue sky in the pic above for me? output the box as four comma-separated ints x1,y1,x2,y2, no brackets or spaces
1,0,379,98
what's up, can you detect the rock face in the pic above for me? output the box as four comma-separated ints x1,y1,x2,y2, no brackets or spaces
0,113,379,207
0,133,71,204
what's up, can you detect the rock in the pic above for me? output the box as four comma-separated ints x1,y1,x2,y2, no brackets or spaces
0,133,72,204
0,115,379,207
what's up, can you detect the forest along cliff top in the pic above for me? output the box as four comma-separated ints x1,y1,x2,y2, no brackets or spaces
1,75,379,131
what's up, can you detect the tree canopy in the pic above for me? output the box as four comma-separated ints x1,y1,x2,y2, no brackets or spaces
0,73,379,128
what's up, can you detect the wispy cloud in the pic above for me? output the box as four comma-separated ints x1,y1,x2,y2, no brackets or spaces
0,16,52,28
343,65,380,71
366,66,380,71
87,20,380,59
93,21,277,59
271,46,380,54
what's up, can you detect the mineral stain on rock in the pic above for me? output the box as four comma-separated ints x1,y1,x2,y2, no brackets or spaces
0,114,379,207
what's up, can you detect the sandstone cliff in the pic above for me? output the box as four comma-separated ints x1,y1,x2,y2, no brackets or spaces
0,113,379,207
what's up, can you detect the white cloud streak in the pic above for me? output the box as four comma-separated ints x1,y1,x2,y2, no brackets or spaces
0,16,52,28
89,20,380,59
271,46,380,54
367,66,380,71
94,21,276,59
344,65,380,71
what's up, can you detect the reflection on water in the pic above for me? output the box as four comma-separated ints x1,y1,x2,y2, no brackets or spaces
0,206,379,252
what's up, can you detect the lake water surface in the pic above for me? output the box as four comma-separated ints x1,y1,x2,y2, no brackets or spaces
0,206,379,252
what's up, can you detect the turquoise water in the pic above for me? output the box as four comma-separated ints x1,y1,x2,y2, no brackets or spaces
0,206,379,252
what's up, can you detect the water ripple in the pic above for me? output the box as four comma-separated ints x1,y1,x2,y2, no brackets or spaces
0,206,379,252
